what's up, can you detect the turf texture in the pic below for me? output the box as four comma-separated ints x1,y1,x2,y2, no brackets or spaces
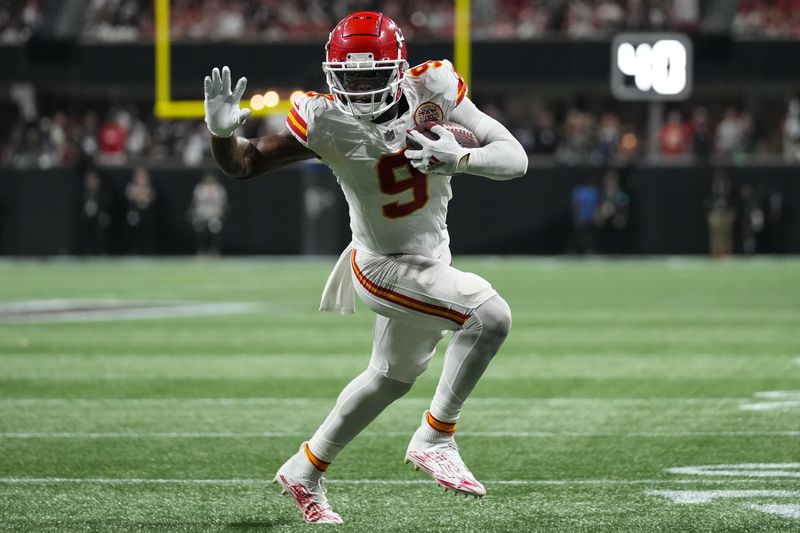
0,257,798,532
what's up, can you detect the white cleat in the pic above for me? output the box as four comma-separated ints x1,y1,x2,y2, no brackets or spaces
404,412,486,498
273,444,344,524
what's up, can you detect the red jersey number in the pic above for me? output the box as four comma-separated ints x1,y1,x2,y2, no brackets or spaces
376,152,428,219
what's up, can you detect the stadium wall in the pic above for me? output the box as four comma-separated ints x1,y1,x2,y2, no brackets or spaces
1,165,797,256
6,39,800,92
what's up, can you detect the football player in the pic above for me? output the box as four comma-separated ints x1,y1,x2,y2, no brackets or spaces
204,11,527,524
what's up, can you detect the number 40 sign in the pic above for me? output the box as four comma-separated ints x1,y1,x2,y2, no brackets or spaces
611,33,693,101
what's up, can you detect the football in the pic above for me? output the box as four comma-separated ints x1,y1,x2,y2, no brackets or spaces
406,120,481,151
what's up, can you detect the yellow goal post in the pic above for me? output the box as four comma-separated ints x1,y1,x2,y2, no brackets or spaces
154,0,471,119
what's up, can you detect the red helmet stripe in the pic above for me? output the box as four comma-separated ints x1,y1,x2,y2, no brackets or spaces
326,11,407,63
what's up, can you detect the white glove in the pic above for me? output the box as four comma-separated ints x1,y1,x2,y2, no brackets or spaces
404,125,471,175
204,66,251,138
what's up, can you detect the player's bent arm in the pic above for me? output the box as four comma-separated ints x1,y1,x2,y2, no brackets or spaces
204,66,317,179
450,97,529,180
211,131,316,180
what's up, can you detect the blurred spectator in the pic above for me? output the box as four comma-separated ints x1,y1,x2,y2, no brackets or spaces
594,0,625,31
78,111,100,161
565,1,595,38
0,0,42,43
98,111,128,165
738,111,754,155
125,109,150,159
595,112,621,163
715,108,746,158
151,119,181,160
782,97,800,161
531,108,559,155
570,175,599,254
188,173,228,255
738,183,764,254
3,124,28,167
596,169,630,253
558,108,595,164
515,4,550,39
658,109,690,157
125,166,157,254
50,112,77,164
77,168,113,254
216,0,246,39
617,124,640,162
672,0,700,31
182,123,210,166
763,189,786,253
705,170,735,257
689,106,712,163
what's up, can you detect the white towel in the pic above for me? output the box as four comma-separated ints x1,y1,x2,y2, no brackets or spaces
319,243,356,315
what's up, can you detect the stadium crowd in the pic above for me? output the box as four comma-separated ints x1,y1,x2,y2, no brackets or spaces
81,0,703,42
2,95,798,169
2,0,797,43
733,0,800,38
76,0,800,41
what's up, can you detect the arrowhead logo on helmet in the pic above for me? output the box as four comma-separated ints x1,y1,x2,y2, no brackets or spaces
322,12,408,121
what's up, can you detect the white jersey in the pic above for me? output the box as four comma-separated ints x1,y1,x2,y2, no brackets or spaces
286,59,468,259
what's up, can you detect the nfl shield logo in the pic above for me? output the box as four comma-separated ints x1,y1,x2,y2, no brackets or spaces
384,130,395,142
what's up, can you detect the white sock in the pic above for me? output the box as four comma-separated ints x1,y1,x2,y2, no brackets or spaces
429,295,511,423
308,367,412,463
413,415,453,445
289,445,324,480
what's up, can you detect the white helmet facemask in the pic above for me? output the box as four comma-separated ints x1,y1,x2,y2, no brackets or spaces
323,53,407,121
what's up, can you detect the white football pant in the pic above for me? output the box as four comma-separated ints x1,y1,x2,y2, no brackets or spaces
307,249,511,463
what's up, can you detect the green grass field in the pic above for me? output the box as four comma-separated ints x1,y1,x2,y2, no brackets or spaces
0,257,799,532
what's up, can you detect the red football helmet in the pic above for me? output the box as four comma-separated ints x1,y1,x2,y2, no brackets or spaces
323,12,408,120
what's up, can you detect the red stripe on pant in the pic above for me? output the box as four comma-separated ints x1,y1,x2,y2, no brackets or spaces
351,250,470,326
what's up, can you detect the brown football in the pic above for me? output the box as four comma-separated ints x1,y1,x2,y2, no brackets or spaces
406,120,480,151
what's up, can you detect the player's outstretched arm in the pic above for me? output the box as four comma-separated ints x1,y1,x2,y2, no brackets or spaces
205,66,315,180
210,131,316,180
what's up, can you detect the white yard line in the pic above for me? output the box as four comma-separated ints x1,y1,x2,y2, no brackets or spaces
749,504,800,519
647,490,800,504
0,302,264,323
667,464,800,478
740,401,800,411
739,390,800,411
0,477,796,487
753,391,800,400
0,431,797,439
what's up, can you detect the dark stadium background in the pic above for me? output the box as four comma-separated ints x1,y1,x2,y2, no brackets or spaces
1,0,798,257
